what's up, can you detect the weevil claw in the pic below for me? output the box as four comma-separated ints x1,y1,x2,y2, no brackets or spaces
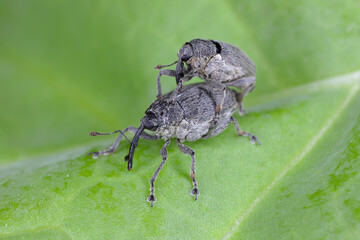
190,187,199,200
249,135,261,145
147,194,156,207
253,136,261,145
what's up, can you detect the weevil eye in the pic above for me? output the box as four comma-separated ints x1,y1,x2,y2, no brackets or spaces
143,113,158,131
181,53,191,61
143,121,154,130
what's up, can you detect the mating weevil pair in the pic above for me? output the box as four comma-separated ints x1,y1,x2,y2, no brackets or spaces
89,39,260,207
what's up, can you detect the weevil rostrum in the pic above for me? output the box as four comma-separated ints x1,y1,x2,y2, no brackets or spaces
89,83,260,207
155,39,256,116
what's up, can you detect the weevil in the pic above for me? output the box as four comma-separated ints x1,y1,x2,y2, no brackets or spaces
155,39,256,115
89,83,260,207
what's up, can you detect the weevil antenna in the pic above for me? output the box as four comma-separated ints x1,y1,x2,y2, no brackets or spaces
125,123,145,170
154,60,177,69
89,130,131,144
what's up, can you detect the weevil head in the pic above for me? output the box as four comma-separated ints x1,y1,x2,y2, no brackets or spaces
176,43,193,84
144,99,184,131
142,110,160,131
143,100,169,130
177,40,221,80
178,43,193,62
125,100,169,170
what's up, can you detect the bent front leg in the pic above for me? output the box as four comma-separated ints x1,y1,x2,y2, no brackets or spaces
156,69,176,99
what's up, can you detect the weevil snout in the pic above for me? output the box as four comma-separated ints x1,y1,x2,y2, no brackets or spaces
125,123,145,170
125,106,166,170
176,44,193,84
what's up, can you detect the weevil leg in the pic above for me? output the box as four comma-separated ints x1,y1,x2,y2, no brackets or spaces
167,73,193,104
207,81,226,120
148,139,171,207
88,127,160,158
167,78,183,104
229,76,256,116
156,69,176,100
230,116,261,145
202,116,232,139
176,139,199,200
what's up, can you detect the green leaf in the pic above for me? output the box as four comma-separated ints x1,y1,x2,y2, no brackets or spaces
1,0,360,239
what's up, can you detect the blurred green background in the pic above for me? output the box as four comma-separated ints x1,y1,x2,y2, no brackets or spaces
1,0,359,162
1,0,360,239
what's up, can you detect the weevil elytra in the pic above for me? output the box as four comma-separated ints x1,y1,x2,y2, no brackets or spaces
89,83,260,207
155,39,256,116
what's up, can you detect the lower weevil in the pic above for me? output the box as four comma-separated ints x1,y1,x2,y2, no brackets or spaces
89,83,260,207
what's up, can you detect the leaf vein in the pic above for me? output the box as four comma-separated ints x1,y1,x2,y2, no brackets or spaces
222,82,360,239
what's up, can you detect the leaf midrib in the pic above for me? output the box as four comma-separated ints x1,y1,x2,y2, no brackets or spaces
221,75,360,239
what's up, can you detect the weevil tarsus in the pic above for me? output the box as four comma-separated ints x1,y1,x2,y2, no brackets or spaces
230,116,261,145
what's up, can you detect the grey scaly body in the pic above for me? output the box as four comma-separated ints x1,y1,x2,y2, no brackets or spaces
89,83,260,207
155,39,256,115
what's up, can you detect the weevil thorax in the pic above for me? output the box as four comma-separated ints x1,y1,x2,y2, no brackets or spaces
126,100,184,170
143,100,184,139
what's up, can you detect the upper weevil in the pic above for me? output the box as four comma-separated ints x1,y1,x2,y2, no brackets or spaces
155,39,256,115
89,83,260,207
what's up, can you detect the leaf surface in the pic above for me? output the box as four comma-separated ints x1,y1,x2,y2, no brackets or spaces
0,0,359,239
